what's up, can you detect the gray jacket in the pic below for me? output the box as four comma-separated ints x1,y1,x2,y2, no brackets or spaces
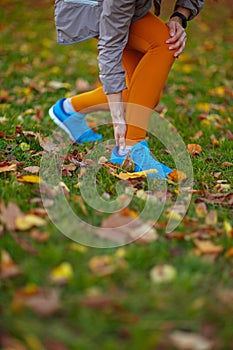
54,0,204,94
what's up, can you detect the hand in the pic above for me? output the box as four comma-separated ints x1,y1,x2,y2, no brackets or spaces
166,18,187,58
107,92,126,150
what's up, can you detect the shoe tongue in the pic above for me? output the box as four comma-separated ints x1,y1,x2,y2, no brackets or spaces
138,140,149,148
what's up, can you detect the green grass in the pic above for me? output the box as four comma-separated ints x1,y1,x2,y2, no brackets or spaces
0,1,233,349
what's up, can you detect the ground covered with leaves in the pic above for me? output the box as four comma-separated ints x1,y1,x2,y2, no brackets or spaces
0,0,233,349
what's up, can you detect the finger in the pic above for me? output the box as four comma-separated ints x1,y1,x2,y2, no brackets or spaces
166,22,176,41
119,135,126,151
167,27,185,44
174,37,187,57
169,32,187,51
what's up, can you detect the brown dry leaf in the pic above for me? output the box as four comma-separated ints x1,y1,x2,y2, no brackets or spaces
225,247,233,258
30,229,50,242
195,202,208,218
190,130,203,140
37,133,61,152
210,134,220,147
150,264,177,284
96,211,156,244
13,286,61,317
226,129,233,141
0,202,24,231
167,170,187,183
23,165,40,174
221,162,233,167
205,210,218,225
89,255,127,277
76,77,90,92
187,143,202,155
197,191,233,207
111,169,158,180
169,330,212,350
1,250,22,279
0,162,17,173
16,214,46,231
17,175,42,184
194,239,223,255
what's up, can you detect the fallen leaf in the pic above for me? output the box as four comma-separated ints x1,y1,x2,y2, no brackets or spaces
89,255,127,277
49,262,73,285
205,210,218,225
0,162,17,173
1,250,22,279
17,175,41,184
196,191,233,207
190,130,203,140
225,247,233,258
223,220,233,238
30,229,50,242
225,129,233,141
150,264,177,284
221,162,233,168
48,81,70,89
19,142,30,151
169,330,212,350
23,165,40,174
16,214,46,231
167,170,187,183
111,169,158,180
0,202,24,231
210,134,220,147
187,144,202,155
13,286,61,316
76,78,90,92
37,133,61,152
194,239,223,255
195,202,208,218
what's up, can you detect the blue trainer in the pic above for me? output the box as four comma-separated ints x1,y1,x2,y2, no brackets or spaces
110,140,172,179
49,98,102,143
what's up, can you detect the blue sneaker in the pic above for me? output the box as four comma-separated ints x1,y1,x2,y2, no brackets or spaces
49,98,102,143
110,140,172,179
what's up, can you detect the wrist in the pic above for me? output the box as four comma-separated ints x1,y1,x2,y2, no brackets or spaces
170,12,187,28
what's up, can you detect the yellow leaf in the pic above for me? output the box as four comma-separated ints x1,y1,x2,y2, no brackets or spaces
111,169,157,180
224,221,233,238
166,210,182,221
182,64,192,73
68,243,88,253
20,142,30,151
196,103,211,112
16,215,46,231
49,262,73,284
150,264,177,284
17,175,41,184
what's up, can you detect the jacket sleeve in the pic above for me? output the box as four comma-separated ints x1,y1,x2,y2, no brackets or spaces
97,0,135,95
174,0,204,20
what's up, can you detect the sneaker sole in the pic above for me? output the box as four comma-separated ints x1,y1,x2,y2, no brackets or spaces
49,106,75,141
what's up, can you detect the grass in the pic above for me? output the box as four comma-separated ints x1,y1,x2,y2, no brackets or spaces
0,1,233,349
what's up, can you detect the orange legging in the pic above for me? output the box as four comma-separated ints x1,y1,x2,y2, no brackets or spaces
71,11,175,145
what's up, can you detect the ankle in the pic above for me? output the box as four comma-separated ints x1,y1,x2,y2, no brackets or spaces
63,98,76,114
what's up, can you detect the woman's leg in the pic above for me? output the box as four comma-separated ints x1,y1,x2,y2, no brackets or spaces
70,46,143,113
125,12,175,144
